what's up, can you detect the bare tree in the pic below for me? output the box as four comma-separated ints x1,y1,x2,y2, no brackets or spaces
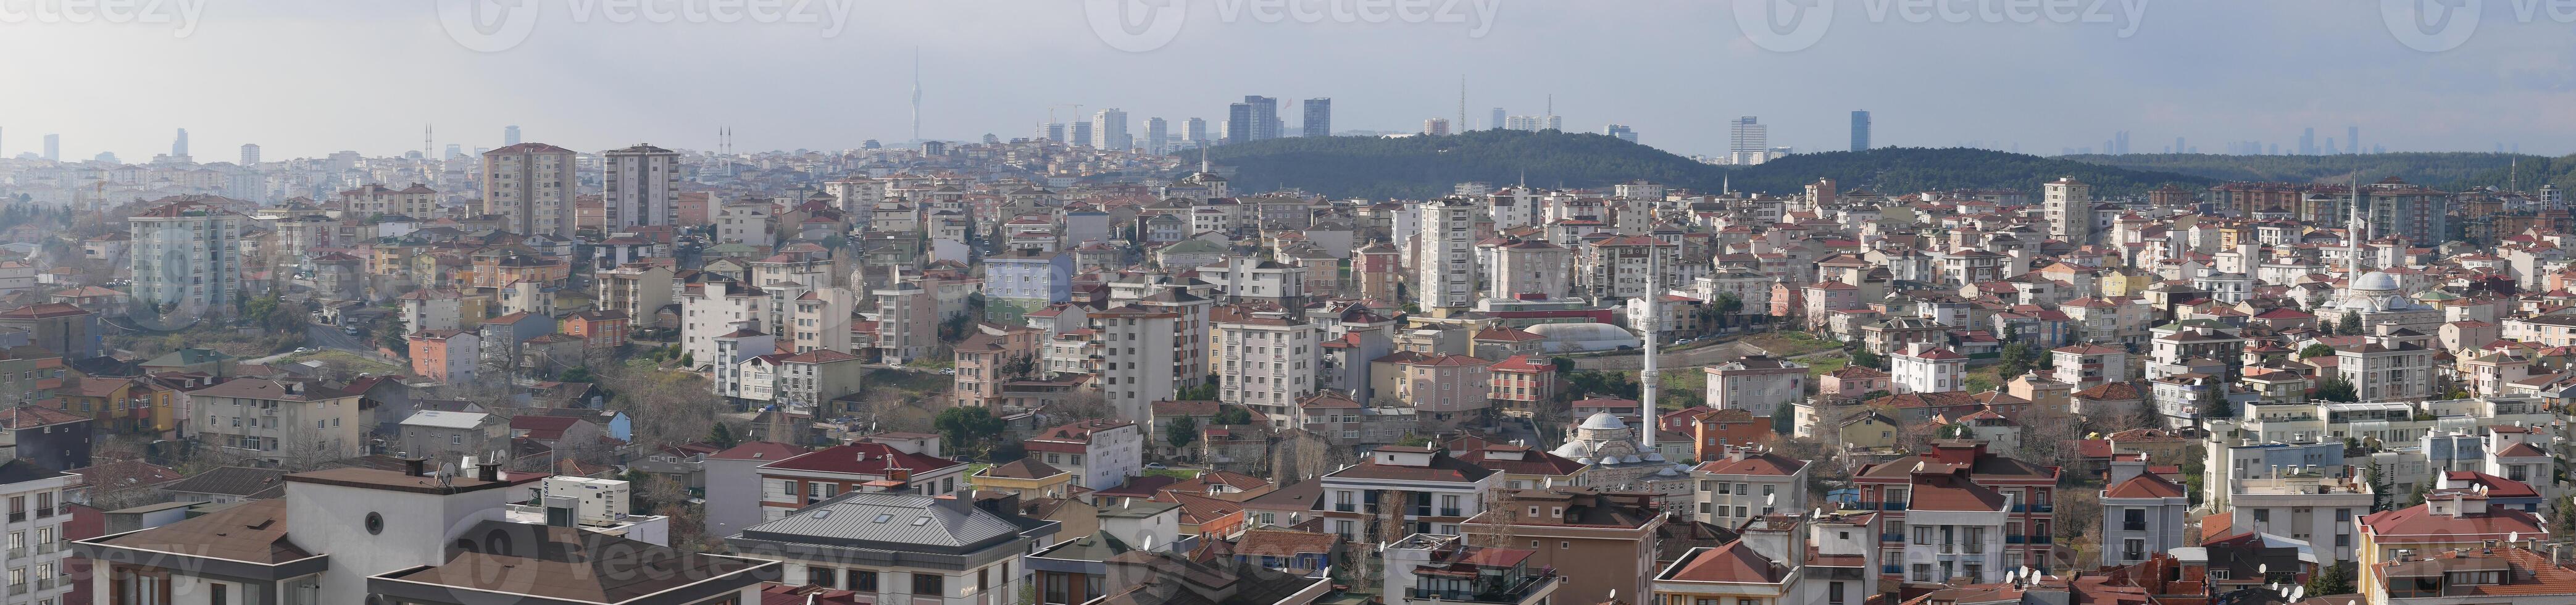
598,362,719,446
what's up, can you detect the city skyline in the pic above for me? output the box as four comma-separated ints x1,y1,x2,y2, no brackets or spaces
1,3,2570,160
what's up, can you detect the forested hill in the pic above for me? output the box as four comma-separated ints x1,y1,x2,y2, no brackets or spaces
1186,130,2212,199
2060,152,2543,188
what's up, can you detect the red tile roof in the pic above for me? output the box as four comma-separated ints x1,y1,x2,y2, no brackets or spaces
761,443,961,477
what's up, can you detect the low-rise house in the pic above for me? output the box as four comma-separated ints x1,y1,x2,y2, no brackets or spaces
395,410,509,462
157,465,286,504
754,443,968,522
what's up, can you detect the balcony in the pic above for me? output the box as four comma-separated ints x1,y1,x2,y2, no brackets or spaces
2006,535,2025,544
35,578,52,591
1440,508,1464,517
1882,565,1903,575
1882,533,1903,543
35,507,51,519
6,512,20,523
1406,573,1557,604
1857,501,1907,512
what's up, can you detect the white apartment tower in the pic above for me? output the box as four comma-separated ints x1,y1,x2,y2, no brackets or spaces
603,144,682,227
1417,196,1480,310
481,143,578,237
1217,310,1323,419
2045,177,2093,244
1094,109,1130,151
129,199,244,318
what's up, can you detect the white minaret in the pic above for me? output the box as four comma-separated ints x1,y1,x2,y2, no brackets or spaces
2347,175,2365,277
1638,248,1661,459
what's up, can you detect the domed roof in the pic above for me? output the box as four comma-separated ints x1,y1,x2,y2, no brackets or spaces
1524,322,1642,353
1578,412,1627,431
2353,271,2400,292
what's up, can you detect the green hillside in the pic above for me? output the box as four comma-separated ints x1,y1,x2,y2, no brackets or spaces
1188,130,2211,199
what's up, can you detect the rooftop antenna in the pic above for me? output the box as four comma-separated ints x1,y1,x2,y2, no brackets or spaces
1199,146,1211,173
1458,75,1467,132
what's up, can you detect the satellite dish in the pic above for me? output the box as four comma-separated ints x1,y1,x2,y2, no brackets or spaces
1138,533,1157,551
1764,493,1776,506
2290,586,2305,601
435,462,457,487
2259,564,2269,575
2510,531,2521,543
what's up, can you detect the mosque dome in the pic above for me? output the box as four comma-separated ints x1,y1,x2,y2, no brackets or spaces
1579,412,1628,431
2353,271,2400,293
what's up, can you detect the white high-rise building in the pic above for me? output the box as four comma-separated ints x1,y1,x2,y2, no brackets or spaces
1217,310,1322,420
603,144,682,227
239,143,261,165
2044,177,2093,244
1417,196,1480,309
1090,304,1181,423
129,198,244,318
1094,109,1130,151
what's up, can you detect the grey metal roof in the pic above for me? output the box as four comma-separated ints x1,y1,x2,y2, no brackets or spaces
399,411,493,430
737,491,1017,549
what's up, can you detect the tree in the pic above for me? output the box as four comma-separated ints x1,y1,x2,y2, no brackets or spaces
1214,407,1254,425
2315,316,2335,335
706,422,740,449
1996,342,2037,377
1847,348,1885,370
560,365,594,384
599,362,720,446
2298,343,2337,359
2369,461,2396,512
2338,311,2363,335
1166,416,1199,449
1770,401,1796,435
2306,564,2355,596
379,319,409,355
2314,377,2359,403
935,407,1007,457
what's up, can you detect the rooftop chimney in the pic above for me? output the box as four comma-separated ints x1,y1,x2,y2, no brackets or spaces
404,457,428,477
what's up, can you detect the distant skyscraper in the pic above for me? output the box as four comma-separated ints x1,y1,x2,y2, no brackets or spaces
1185,117,1208,146
2348,126,2360,154
444,144,463,160
2301,128,2318,156
503,125,522,146
1095,109,1129,151
1070,121,1094,149
238,144,260,165
604,144,681,227
1045,123,1067,143
1849,111,1871,151
1244,96,1279,140
1225,103,1254,144
1728,117,1769,165
1604,124,1636,143
41,134,57,161
483,143,578,238
1302,98,1332,138
2175,137,2185,156
172,128,188,157
1490,107,1506,131
1144,117,1168,154
1425,119,1452,136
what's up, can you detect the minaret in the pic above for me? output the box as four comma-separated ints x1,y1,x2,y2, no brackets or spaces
910,47,923,142
1638,248,1661,458
2347,175,2364,277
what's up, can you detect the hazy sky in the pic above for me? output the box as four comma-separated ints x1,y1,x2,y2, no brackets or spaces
4,1,2572,161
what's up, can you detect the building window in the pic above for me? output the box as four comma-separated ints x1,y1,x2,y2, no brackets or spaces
912,573,944,596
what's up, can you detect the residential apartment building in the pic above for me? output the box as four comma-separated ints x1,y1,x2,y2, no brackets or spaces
1854,441,2061,583
1417,197,1479,309
1462,488,1664,604
1312,445,1499,543
78,462,773,605
751,443,967,522
1022,420,1143,490
1217,311,1321,419
602,144,680,227
1703,355,1807,416
481,143,578,238
1087,304,1182,424
724,490,1057,605
1380,534,1561,605
127,199,244,319
189,378,364,468
2097,457,2190,567
1692,445,1809,526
